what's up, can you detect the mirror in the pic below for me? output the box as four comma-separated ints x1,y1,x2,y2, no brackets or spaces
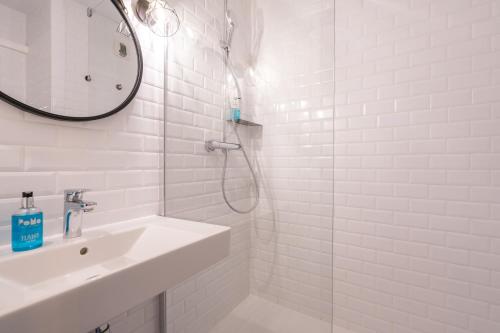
0,0,142,121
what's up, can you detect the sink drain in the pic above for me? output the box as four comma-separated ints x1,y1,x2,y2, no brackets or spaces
80,247,88,255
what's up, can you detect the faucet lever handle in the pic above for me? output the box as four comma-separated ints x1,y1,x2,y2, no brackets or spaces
64,189,91,202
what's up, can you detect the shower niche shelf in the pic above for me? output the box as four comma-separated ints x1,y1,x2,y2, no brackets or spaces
228,119,262,127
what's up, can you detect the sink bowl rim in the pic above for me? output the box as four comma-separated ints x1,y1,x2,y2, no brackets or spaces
0,215,231,319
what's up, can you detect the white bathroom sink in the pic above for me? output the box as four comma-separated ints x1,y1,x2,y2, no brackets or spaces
0,216,231,333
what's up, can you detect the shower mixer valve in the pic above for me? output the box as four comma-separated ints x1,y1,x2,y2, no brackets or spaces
205,140,241,152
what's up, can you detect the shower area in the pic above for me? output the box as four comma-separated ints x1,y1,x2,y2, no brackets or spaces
163,0,334,331
162,0,500,332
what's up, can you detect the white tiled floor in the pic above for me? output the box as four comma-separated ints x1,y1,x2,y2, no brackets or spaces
209,295,352,333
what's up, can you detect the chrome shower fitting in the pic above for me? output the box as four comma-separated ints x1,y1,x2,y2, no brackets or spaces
205,140,241,152
220,10,236,53
211,0,260,215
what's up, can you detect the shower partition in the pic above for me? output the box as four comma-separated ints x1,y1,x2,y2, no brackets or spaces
245,0,335,323
162,0,334,332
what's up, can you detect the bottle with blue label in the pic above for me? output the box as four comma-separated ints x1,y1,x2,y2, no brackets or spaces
230,97,241,122
11,192,43,252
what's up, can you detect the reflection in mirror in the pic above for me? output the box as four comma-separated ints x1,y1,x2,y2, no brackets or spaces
0,0,141,120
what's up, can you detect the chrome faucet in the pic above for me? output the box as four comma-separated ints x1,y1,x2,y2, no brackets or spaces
63,189,97,239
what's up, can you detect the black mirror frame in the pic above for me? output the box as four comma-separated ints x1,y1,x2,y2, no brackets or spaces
0,0,144,122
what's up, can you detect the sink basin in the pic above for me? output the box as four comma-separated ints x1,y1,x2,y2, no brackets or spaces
0,216,231,333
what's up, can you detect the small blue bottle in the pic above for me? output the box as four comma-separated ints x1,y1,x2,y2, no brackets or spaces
230,97,241,122
11,192,44,252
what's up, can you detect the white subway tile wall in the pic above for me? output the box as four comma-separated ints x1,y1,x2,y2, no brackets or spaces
0,1,164,332
4,0,500,332
0,6,163,248
335,0,500,332
162,0,254,332
247,0,335,322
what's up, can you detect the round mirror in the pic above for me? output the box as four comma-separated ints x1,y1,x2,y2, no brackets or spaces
0,0,143,121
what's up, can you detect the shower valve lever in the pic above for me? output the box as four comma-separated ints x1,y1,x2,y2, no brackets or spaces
205,140,241,152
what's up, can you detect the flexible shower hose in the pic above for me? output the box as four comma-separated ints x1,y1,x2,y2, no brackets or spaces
221,55,260,214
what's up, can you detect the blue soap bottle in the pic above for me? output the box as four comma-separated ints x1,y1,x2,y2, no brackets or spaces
230,97,241,122
11,192,44,252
